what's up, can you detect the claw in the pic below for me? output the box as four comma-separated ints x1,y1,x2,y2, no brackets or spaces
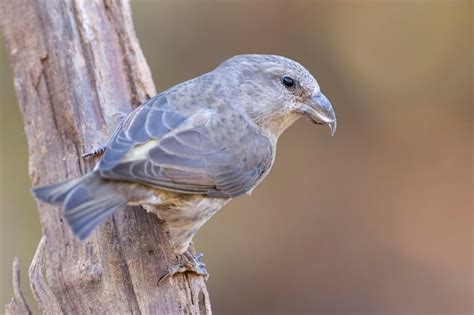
158,262,187,285
183,252,208,280
82,111,129,159
82,145,106,159
158,252,209,285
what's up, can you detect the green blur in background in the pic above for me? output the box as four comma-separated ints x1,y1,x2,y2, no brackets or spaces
1,1,472,314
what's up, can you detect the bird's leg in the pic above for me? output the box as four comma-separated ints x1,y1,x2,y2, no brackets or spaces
158,251,209,284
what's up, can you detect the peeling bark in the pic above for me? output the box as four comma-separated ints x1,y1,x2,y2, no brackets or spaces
1,0,211,313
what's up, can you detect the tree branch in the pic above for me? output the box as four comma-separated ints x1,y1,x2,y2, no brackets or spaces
4,258,31,315
1,0,211,313
28,236,62,314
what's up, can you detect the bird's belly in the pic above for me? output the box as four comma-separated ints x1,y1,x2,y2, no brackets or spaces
156,194,228,228
141,190,230,254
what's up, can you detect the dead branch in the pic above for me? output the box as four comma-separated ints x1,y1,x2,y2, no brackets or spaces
1,0,210,313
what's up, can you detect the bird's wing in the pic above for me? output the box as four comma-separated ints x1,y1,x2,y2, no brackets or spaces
96,94,187,171
96,97,273,198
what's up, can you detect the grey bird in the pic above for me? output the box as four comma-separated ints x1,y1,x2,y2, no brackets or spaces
33,54,336,280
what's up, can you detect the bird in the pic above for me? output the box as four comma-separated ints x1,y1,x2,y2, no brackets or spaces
32,54,336,281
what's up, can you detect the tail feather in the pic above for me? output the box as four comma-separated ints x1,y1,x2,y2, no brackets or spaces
32,175,87,204
32,173,128,240
66,197,125,240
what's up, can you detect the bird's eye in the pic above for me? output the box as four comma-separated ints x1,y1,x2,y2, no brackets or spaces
282,76,295,88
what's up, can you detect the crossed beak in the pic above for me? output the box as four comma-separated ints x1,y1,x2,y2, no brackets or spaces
303,92,337,136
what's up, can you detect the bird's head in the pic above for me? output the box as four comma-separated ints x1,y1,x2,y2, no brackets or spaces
217,54,336,138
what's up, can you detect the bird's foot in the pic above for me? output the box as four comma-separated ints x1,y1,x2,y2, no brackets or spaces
82,145,107,159
82,111,129,159
183,252,208,279
158,252,209,284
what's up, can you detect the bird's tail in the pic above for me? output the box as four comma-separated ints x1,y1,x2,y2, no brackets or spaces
32,173,128,240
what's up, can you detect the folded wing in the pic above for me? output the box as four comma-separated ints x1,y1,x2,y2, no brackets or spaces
96,96,273,198
97,94,187,171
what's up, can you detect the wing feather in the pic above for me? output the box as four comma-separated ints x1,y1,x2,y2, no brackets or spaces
96,96,273,197
96,94,186,171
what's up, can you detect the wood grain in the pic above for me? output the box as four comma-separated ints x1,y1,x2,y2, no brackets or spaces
1,0,211,313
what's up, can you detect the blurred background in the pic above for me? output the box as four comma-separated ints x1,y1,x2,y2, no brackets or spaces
1,1,472,314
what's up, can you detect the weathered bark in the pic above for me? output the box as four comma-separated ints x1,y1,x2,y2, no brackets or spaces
1,0,211,313
5,258,31,315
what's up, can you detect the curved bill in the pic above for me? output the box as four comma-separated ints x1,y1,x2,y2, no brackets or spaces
304,92,337,136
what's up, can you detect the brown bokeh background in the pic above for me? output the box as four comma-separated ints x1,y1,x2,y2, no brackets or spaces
1,1,472,314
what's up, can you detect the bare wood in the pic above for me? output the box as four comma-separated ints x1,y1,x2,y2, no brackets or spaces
1,0,211,313
28,236,62,314
4,257,31,315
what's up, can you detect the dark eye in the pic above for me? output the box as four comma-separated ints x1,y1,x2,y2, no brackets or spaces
282,76,295,88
